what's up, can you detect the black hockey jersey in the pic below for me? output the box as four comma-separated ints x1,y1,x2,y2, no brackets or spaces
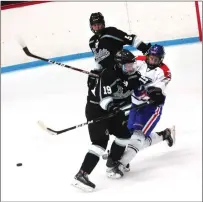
89,27,149,70
87,67,140,111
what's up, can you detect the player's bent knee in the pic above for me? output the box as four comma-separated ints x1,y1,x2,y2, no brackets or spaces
129,130,145,150
88,144,106,158
115,137,130,147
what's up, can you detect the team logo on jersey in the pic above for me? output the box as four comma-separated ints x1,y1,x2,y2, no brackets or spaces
113,85,131,99
94,48,110,63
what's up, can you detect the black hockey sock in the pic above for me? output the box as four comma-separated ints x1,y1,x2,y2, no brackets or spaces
80,152,99,175
109,141,126,162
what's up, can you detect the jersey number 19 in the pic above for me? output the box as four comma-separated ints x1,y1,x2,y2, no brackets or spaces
103,86,112,94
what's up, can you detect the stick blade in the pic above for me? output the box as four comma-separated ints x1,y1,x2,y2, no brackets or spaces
16,36,32,57
37,120,57,135
22,46,32,57
17,36,27,49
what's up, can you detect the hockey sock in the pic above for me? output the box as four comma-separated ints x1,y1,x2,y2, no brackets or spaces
80,152,99,174
109,141,126,162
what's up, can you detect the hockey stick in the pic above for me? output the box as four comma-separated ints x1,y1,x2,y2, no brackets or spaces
38,112,116,135
38,101,154,135
21,46,99,78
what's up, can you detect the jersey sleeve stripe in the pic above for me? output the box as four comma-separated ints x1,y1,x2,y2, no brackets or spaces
100,35,124,42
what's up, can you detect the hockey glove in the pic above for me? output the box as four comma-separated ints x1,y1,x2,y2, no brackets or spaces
146,86,165,105
144,43,152,55
87,70,99,90
137,42,152,55
107,102,121,114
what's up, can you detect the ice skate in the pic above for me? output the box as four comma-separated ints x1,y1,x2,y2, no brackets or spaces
106,157,124,179
72,170,95,192
158,125,176,147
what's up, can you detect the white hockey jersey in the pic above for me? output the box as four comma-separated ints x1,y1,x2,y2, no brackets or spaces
132,55,171,105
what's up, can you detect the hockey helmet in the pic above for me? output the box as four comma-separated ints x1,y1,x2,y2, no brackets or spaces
89,12,105,33
114,49,136,75
146,44,165,69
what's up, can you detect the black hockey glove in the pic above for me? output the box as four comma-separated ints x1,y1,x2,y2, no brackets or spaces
107,102,121,114
144,43,152,55
137,42,152,55
87,70,99,90
146,87,165,106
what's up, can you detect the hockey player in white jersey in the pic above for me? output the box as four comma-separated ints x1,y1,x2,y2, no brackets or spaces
112,44,176,176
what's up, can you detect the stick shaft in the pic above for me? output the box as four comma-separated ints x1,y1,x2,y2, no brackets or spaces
22,47,99,77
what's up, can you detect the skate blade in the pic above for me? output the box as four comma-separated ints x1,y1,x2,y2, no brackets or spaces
123,167,130,172
71,179,94,192
106,171,123,179
171,125,176,145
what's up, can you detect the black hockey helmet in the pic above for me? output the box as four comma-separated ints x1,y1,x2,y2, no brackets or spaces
89,12,105,33
114,49,136,64
114,49,136,75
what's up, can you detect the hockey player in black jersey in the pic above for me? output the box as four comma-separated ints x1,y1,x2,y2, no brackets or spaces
87,12,151,113
89,12,151,70
72,49,148,192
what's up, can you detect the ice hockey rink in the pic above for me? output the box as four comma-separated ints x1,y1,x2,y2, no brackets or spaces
1,42,202,201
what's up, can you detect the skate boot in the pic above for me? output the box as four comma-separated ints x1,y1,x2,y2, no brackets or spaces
106,157,124,179
123,163,130,172
72,170,95,192
158,125,176,147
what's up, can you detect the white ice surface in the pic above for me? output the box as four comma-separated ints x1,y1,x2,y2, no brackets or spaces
1,43,202,201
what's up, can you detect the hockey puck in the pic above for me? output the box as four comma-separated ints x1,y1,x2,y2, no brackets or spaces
16,163,22,167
